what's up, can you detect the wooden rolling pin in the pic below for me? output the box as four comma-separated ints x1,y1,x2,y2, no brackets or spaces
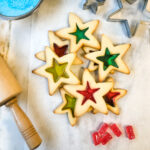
0,56,42,150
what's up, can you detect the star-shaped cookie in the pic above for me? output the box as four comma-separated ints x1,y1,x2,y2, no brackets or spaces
64,69,113,117
56,13,100,53
85,34,130,82
93,78,127,115
35,31,83,65
33,47,80,95
54,88,78,126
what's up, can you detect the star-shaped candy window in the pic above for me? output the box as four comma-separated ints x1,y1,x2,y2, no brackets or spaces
96,48,119,71
45,59,69,83
104,91,120,107
70,24,89,44
62,94,77,117
53,43,68,57
77,81,100,105
108,0,149,37
54,89,78,126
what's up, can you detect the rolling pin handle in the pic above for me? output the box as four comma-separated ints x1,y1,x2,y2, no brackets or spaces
6,98,42,150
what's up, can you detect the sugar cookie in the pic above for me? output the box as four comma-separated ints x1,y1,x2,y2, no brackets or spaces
85,34,130,82
64,69,113,117
33,47,80,95
56,13,100,53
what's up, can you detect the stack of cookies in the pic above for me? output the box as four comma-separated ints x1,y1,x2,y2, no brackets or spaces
33,13,131,126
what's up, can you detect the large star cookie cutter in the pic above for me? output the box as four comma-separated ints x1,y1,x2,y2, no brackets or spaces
108,0,147,38
83,0,105,14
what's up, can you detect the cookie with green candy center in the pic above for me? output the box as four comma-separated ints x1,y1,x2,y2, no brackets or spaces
85,34,131,82
33,47,80,95
56,13,100,53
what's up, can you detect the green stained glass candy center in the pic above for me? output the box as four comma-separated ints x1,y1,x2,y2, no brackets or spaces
96,48,120,71
70,24,89,44
62,94,76,117
45,59,69,82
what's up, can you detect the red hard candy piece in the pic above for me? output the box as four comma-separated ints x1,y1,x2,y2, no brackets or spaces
125,125,135,140
98,123,109,134
110,123,122,137
92,132,101,146
100,132,112,145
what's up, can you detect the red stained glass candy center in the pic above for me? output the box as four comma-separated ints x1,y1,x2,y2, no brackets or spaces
77,81,100,105
104,91,120,107
54,43,68,57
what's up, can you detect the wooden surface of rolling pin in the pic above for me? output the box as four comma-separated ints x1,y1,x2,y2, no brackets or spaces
0,56,42,150
0,56,22,106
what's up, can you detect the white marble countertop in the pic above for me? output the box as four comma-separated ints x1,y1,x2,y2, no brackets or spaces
0,0,150,150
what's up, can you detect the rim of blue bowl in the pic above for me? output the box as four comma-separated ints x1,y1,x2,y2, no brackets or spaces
0,0,43,20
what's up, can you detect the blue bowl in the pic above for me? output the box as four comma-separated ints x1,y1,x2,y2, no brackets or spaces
0,0,43,20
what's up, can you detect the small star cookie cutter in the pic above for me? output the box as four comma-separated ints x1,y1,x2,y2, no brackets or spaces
107,0,148,38
83,0,105,14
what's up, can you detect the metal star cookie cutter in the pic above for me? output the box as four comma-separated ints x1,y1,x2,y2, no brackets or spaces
107,0,148,38
83,0,105,14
